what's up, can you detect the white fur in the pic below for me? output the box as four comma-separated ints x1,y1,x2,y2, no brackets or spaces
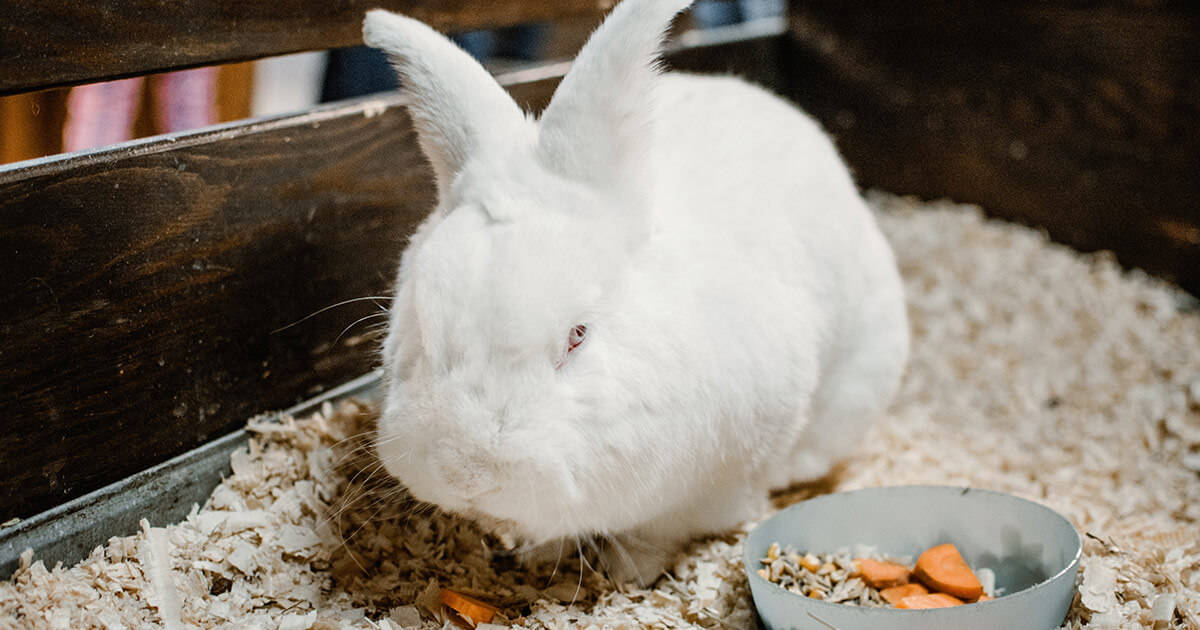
363,0,909,585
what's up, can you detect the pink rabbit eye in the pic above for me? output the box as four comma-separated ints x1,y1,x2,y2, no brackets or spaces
556,324,588,370
567,324,587,352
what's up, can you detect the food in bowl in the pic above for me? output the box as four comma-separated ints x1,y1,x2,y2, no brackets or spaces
757,542,997,609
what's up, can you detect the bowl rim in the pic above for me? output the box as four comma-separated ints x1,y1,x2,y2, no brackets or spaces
741,484,1083,615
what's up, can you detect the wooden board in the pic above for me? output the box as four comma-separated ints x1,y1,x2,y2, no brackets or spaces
0,96,430,520
782,0,1200,295
0,0,614,96
0,28,783,520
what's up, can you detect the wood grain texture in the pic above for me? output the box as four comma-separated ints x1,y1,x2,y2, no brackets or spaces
0,0,615,96
0,30,781,520
0,96,431,519
783,0,1200,294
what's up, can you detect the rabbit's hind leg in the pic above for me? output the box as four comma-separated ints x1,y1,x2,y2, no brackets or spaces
787,292,909,484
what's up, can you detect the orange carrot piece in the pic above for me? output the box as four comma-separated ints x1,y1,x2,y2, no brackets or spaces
977,594,994,602
896,592,965,609
855,558,911,589
438,589,497,627
880,583,929,605
913,543,984,601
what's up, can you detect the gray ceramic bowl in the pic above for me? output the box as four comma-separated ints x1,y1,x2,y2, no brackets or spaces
744,486,1081,630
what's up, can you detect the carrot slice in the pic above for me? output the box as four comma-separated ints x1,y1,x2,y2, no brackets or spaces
438,589,497,627
855,558,911,589
914,543,984,601
880,583,929,605
897,592,965,609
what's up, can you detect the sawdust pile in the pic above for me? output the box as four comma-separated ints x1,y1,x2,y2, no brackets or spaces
3,193,1199,629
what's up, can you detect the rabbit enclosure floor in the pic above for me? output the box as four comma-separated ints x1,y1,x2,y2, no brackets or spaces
3,192,1200,630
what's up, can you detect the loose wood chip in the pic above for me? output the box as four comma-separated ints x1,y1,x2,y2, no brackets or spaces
139,522,183,630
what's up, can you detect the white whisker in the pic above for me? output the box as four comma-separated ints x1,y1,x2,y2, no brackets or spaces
272,295,392,334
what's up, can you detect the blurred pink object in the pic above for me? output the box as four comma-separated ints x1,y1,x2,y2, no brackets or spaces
62,68,218,152
152,67,218,133
61,77,142,152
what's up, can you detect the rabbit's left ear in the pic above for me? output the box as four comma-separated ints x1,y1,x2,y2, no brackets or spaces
364,10,528,198
538,0,693,201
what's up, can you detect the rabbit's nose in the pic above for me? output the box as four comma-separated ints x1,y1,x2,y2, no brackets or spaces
434,439,498,501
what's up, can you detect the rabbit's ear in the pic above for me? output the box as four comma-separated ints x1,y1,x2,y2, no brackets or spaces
538,0,693,198
363,10,528,196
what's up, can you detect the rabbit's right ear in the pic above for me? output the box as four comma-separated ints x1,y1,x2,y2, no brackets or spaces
363,10,528,197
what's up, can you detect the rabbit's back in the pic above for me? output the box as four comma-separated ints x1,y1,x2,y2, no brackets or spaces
650,72,901,371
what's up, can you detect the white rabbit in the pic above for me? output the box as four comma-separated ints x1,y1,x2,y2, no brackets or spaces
363,0,908,585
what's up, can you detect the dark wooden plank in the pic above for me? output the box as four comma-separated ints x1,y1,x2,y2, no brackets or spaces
0,95,431,520
783,0,1200,295
669,17,787,92
0,0,614,96
0,30,781,521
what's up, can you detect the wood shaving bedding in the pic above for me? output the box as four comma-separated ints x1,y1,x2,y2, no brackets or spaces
755,544,893,607
3,192,1199,629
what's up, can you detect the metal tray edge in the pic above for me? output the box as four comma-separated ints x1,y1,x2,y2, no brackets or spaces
0,370,382,578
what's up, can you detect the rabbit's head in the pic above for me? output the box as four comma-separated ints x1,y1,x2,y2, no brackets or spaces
363,0,695,545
